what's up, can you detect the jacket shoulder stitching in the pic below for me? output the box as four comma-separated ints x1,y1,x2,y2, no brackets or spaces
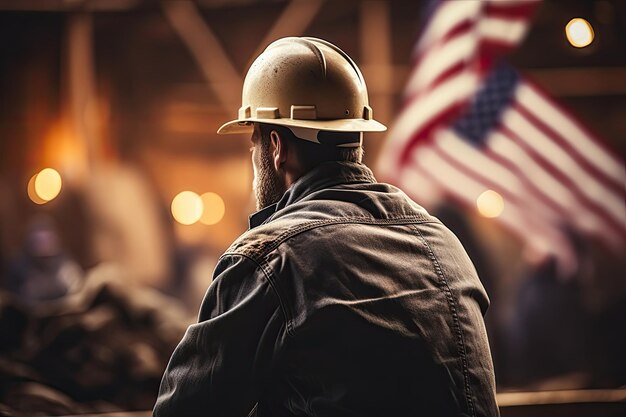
226,215,434,262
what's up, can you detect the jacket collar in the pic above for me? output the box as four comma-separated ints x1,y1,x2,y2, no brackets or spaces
248,161,376,229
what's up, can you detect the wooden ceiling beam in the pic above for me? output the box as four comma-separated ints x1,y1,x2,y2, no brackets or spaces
162,0,242,113
251,0,325,61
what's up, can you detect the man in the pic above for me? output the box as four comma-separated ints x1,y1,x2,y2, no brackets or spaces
154,37,498,416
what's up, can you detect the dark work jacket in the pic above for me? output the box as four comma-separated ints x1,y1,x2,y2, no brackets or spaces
154,161,498,417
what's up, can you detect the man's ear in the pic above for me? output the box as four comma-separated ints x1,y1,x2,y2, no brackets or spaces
270,130,288,171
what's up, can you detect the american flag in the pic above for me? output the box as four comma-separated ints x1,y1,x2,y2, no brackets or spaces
377,0,626,276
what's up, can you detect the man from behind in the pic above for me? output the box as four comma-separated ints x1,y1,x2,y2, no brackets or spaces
154,37,498,417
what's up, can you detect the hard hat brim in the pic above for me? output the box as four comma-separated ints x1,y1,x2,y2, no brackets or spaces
217,118,387,135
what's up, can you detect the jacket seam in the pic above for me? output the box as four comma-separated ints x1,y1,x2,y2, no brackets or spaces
257,260,296,336
411,225,476,417
227,215,436,262
216,253,295,337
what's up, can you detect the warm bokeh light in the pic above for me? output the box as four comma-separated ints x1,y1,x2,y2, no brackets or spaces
28,168,62,204
200,192,225,226
41,118,89,183
171,191,203,225
476,190,504,218
565,18,594,48
27,174,47,205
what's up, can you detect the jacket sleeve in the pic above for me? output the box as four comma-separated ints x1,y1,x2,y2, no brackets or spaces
154,254,287,417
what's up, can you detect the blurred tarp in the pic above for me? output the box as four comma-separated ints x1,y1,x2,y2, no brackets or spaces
0,264,189,416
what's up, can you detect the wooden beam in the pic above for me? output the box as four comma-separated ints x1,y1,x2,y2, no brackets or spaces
67,12,98,172
162,1,242,113
251,0,325,61
360,0,393,163
497,388,626,407
0,0,144,11
0,0,302,11
526,67,626,96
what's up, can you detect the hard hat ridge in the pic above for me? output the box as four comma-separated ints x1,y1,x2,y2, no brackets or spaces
285,37,328,79
217,36,386,141
301,37,365,88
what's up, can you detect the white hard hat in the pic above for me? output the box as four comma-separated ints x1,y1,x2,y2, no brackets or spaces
217,37,386,143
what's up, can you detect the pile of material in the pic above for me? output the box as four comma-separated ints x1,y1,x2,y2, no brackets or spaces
0,264,189,416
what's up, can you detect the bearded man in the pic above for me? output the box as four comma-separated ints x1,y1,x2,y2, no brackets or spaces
154,37,498,417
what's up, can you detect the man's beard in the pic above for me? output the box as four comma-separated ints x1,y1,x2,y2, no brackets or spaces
253,140,287,211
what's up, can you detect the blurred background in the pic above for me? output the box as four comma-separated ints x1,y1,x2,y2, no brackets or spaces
0,0,624,415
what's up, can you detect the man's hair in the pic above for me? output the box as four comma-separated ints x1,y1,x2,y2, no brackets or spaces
259,124,363,170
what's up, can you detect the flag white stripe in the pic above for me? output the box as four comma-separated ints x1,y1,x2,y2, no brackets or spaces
434,130,560,223
434,128,622,248
488,130,623,248
487,132,583,216
380,70,479,180
479,16,530,45
502,107,626,227
388,70,478,153
517,83,626,187
406,31,477,95
487,131,577,210
411,145,577,272
414,1,482,57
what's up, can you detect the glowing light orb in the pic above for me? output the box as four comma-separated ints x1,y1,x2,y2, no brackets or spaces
200,192,225,226
566,18,594,48
476,190,504,218
28,168,62,204
27,174,46,204
171,191,203,225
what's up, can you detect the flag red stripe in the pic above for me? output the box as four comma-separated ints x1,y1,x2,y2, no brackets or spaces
520,79,626,186
501,123,626,237
408,144,576,269
503,105,625,227
412,19,476,66
398,101,467,166
430,131,622,248
514,102,624,195
487,129,624,248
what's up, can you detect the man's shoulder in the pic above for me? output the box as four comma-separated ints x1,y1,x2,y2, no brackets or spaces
223,197,434,263
223,213,320,262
